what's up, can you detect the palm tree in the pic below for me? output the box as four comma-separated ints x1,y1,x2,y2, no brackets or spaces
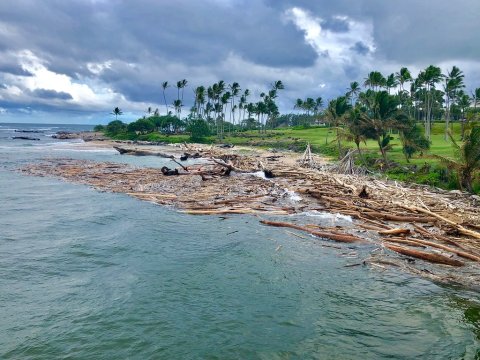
419,65,443,139
241,89,250,121
435,125,480,192
162,81,170,114
194,86,206,118
172,99,182,118
229,82,241,127
385,73,398,94
346,81,360,105
294,98,304,113
180,79,188,102
271,80,285,91
314,97,324,117
221,91,232,136
395,67,412,92
444,66,464,140
176,81,182,101
343,107,370,163
325,96,351,157
364,71,386,91
457,91,471,139
360,91,405,161
473,88,480,110
112,107,123,120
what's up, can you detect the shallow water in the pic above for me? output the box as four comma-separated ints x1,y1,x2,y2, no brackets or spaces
1,123,479,359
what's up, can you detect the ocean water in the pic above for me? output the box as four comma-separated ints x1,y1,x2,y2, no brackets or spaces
0,123,479,359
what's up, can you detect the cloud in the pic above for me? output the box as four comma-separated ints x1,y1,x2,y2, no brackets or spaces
32,88,73,100
0,0,478,123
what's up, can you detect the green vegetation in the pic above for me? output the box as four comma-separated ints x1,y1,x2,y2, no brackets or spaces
100,68,480,193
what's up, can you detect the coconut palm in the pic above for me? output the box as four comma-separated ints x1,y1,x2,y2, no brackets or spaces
162,81,170,114
172,99,182,118
346,81,360,105
395,67,412,92
271,80,285,90
457,91,471,139
364,71,386,91
444,66,465,140
194,86,206,118
180,79,188,102
418,65,444,139
325,96,351,157
342,107,371,163
360,91,406,161
229,82,241,126
435,125,480,192
112,107,123,120
385,73,398,94
473,88,480,110
314,97,324,116
176,81,182,101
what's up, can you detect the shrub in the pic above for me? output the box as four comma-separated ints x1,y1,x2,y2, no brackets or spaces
187,119,210,142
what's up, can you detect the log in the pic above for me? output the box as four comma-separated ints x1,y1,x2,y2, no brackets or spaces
387,237,480,262
398,204,480,239
385,244,464,267
259,220,365,243
378,228,411,236
183,208,289,215
113,146,174,158
362,210,435,223
12,136,40,140
382,238,426,248
412,224,469,250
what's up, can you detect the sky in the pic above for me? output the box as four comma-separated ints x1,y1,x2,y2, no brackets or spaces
0,0,479,124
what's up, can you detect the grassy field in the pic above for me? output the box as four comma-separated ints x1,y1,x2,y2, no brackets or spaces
111,121,478,192
223,122,461,163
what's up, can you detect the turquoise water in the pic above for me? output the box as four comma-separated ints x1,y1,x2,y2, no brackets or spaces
1,123,479,359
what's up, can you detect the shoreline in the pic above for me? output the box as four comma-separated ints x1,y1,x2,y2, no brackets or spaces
18,136,480,288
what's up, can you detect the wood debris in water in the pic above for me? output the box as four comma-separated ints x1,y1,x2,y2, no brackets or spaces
19,146,480,287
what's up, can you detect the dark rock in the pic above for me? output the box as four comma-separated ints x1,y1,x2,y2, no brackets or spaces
12,136,40,141
161,166,179,176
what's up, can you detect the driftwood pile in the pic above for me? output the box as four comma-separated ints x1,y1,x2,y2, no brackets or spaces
20,145,480,287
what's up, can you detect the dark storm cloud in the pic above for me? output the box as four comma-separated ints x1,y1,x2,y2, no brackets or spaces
0,64,33,77
351,42,370,56
268,0,480,62
0,0,478,118
32,89,73,100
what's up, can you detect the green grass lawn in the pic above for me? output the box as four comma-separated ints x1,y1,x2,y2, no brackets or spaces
107,122,478,192
223,122,462,164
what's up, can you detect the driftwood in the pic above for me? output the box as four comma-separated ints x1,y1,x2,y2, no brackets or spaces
378,228,411,235
260,220,364,243
19,143,480,287
385,244,464,267
183,208,289,215
113,146,174,158
12,136,40,141
361,211,435,223
385,237,480,262
398,204,480,240
382,238,427,248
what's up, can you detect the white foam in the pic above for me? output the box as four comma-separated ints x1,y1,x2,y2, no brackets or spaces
284,189,302,202
292,210,352,222
252,170,267,179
